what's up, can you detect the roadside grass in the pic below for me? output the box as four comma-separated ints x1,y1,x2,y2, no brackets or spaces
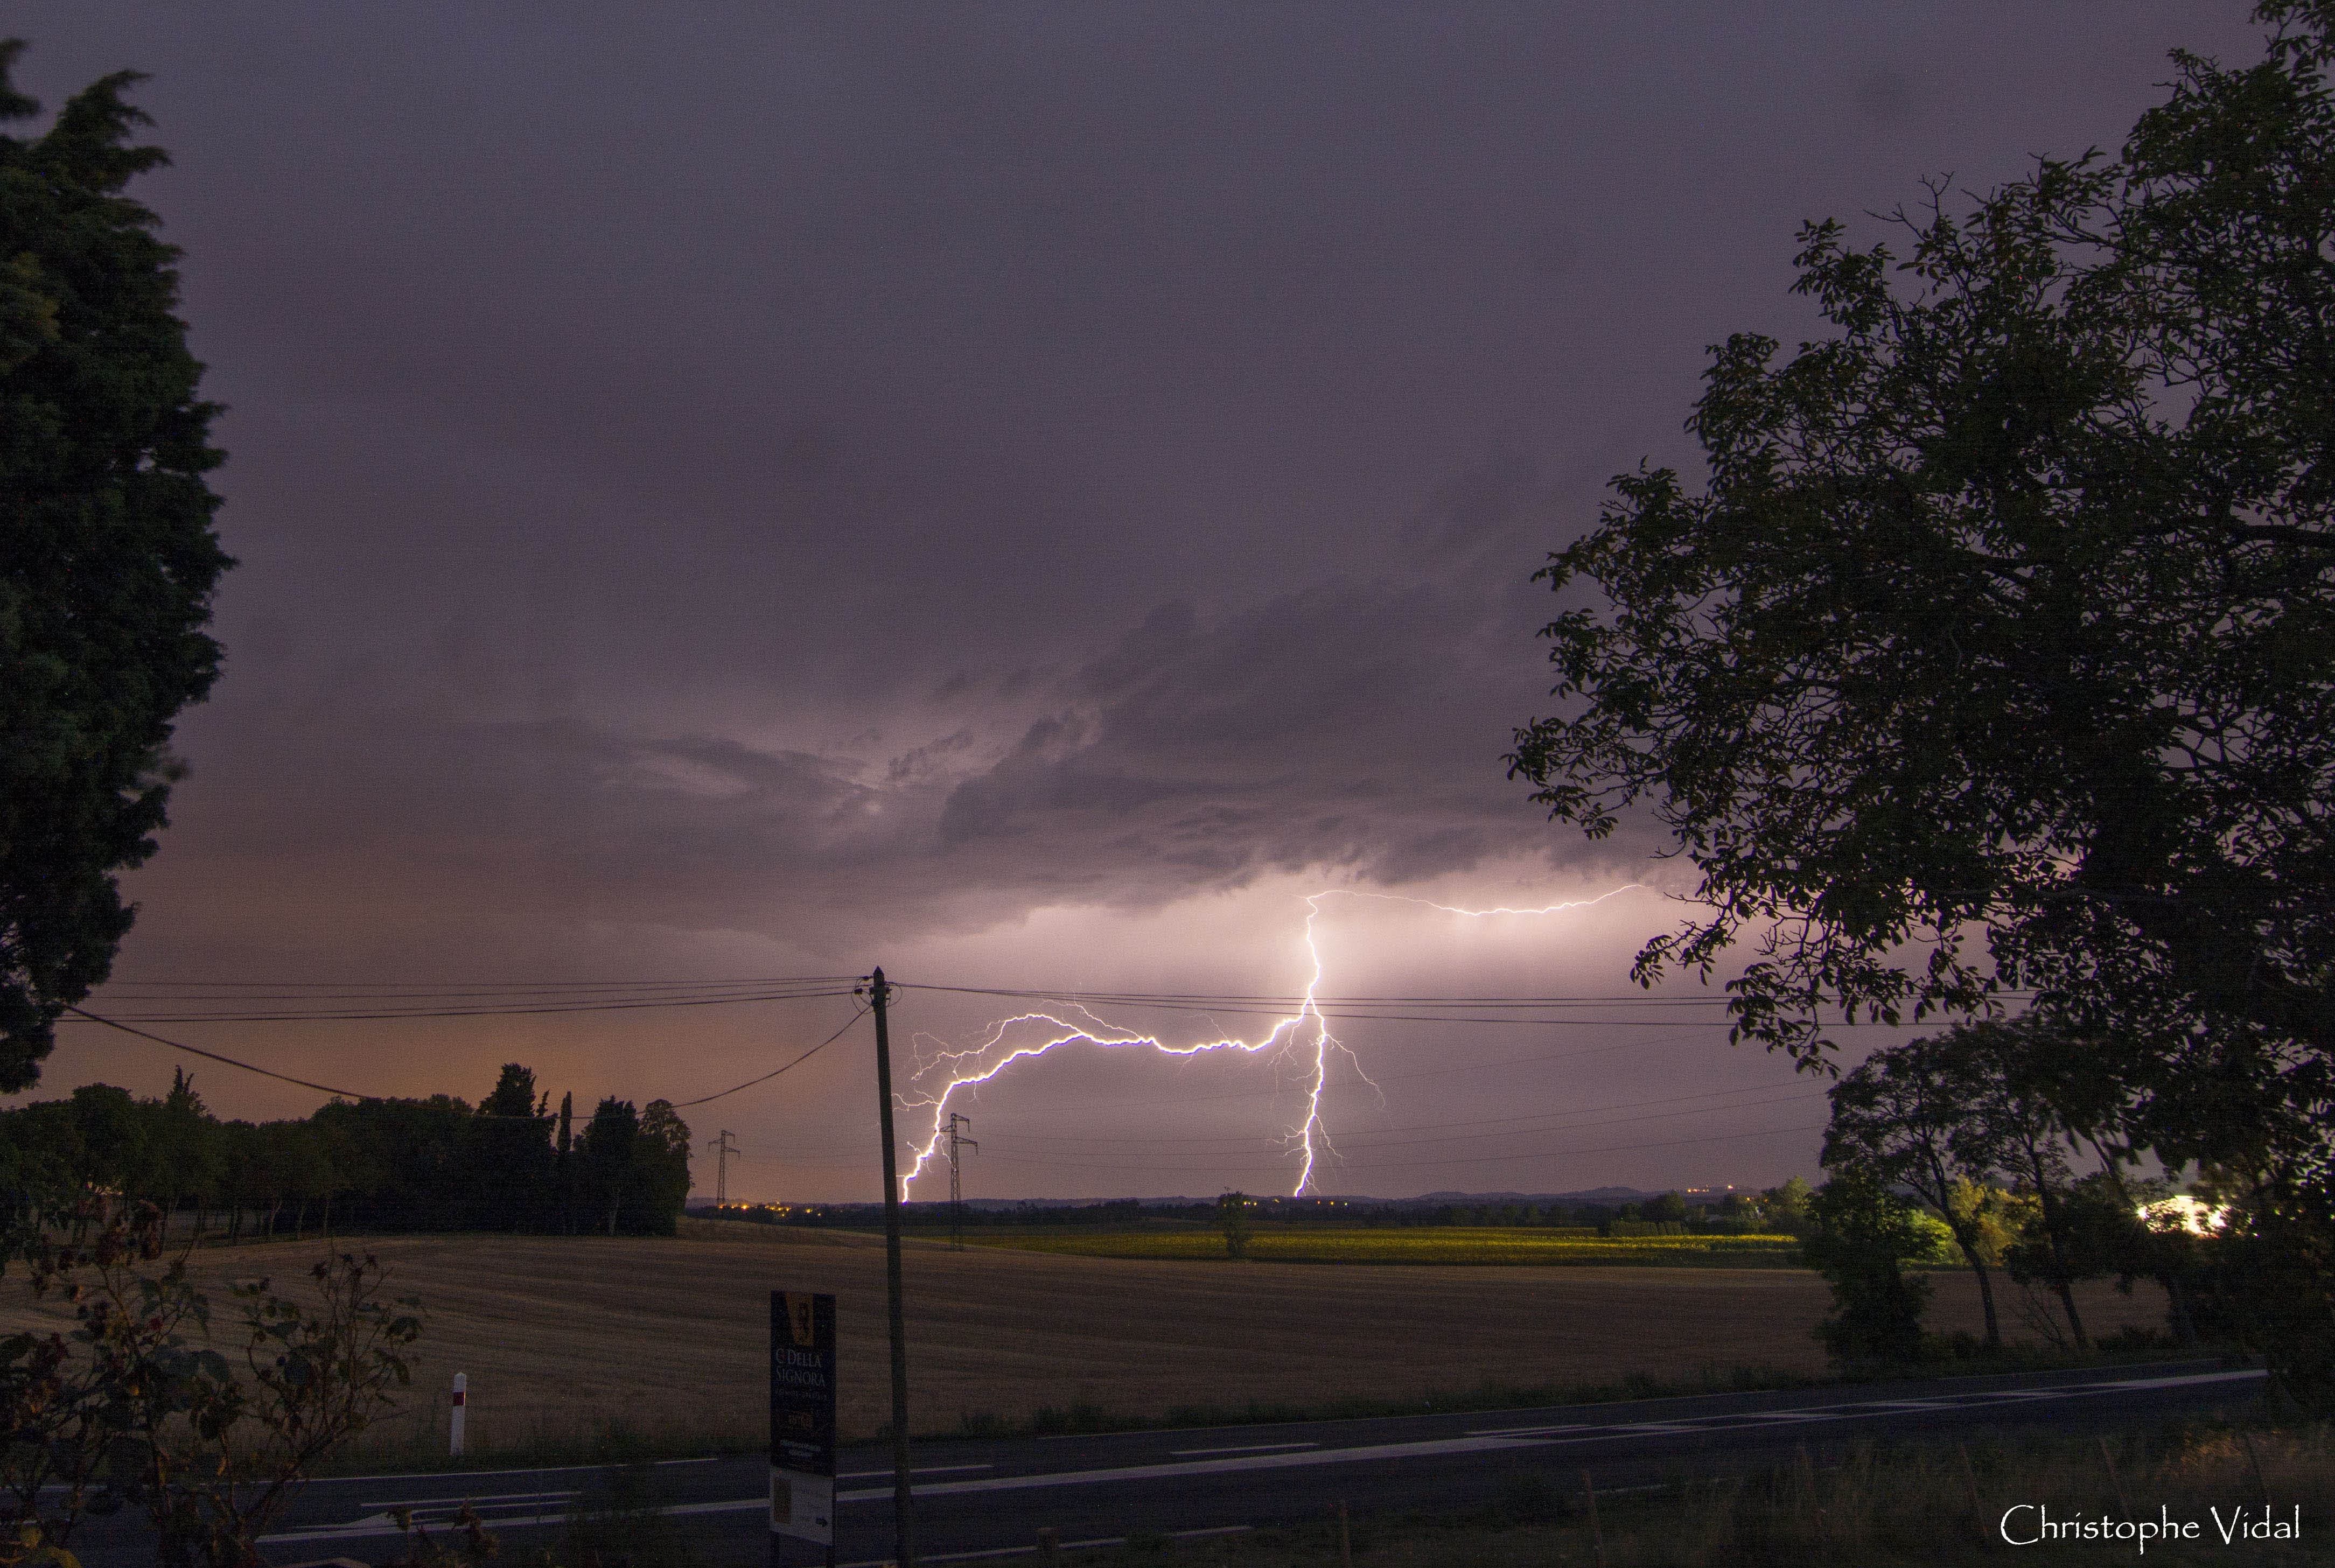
960,1226,1805,1267
1048,1421,2333,1567
320,1407,768,1476
381,1463,723,1568
953,1334,2222,1443
329,1370,1825,1476
314,1338,2232,1475
557,1462,705,1568
395,1419,2329,1565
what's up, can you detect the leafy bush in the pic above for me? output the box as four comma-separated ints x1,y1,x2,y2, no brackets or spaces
0,1199,421,1566
1802,1175,1934,1366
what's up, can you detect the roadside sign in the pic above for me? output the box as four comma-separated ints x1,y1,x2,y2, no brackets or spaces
770,1291,837,1546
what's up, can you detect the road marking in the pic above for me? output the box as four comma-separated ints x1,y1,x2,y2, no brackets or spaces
264,1367,2268,1545
837,1463,993,1480
837,1524,1252,1566
361,1489,581,1508
833,1434,1548,1504
263,1436,1540,1541
2082,1370,2252,1391
1472,1423,1610,1437
1169,1442,1319,1457
311,1455,722,1486
1469,1423,1590,1437
294,1513,397,1535
1466,1368,2264,1441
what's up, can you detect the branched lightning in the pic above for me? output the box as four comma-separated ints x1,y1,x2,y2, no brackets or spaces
899,884,1641,1199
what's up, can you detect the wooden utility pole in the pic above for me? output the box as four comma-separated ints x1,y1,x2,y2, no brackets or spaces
862,968,917,1567
946,1112,977,1250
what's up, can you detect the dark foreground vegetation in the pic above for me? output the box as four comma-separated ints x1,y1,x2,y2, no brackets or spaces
1798,1020,2291,1388
356,1422,2333,1567
1052,1424,2333,1567
1506,0,2335,1416
0,1202,420,1568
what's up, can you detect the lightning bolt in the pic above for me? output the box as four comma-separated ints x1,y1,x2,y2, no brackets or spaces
898,884,1642,1200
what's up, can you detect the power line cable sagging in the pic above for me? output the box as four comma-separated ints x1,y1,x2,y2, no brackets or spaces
672,1006,868,1108
67,975,863,1023
67,972,2026,1026
58,993,870,1110
52,974,1772,1113
55,961,1912,1194
64,1006,378,1100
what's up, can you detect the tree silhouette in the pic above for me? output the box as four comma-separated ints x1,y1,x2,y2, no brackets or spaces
1510,1,2335,1406
579,1098,639,1237
0,42,233,1090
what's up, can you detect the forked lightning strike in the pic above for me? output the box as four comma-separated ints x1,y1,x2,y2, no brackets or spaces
899,885,1640,1198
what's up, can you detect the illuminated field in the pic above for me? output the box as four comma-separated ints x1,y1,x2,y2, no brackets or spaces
965,1227,1806,1266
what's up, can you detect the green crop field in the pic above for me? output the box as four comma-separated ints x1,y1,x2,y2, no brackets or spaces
964,1226,1807,1267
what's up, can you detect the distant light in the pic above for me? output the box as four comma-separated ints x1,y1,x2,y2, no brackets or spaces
2140,1196,2227,1235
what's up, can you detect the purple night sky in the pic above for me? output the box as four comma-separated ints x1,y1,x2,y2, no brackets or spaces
8,4,2266,1201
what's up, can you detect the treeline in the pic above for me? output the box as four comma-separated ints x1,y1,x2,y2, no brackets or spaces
0,1063,691,1240
1800,1017,2262,1368
1394,1188,1817,1234
728,1186,1836,1237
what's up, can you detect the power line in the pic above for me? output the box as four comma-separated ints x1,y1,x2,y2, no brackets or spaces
88,969,2037,1006
913,984,1714,1005
65,1006,380,1099
771,1084,1832,1165
708,1129,740,1206
904,982,2034,1009
55,968,1869,1187
61,985,861,1024
968,1119,1830,1174
65,998,868,1112
949,1080,1827,1150
894,1032,1702,1117
669,1006,868,1108
99,975,862,990
967,1090,1825,1160
67,974,2030,1026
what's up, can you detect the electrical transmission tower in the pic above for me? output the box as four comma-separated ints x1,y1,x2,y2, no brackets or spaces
946,1112,977,1250
708,1129,739,1207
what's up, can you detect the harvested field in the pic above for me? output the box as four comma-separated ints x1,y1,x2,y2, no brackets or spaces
967,1226,1805,1266
0,1220,2168,1459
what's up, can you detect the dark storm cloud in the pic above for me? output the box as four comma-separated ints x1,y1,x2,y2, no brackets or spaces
177,527,1558,953
937,576,1527,887
8,2,2273,1194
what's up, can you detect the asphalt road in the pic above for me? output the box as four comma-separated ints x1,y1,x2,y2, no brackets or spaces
71,1358,2263,1566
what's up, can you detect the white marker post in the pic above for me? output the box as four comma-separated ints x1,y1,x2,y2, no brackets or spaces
451,1373,467,1457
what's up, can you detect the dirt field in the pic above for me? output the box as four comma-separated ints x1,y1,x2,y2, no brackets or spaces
967,1226,1804,1265
0,1221,2168,1458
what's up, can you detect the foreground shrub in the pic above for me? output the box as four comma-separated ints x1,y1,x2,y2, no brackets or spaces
0,1199,421,1567
1801,1174,1934,1367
